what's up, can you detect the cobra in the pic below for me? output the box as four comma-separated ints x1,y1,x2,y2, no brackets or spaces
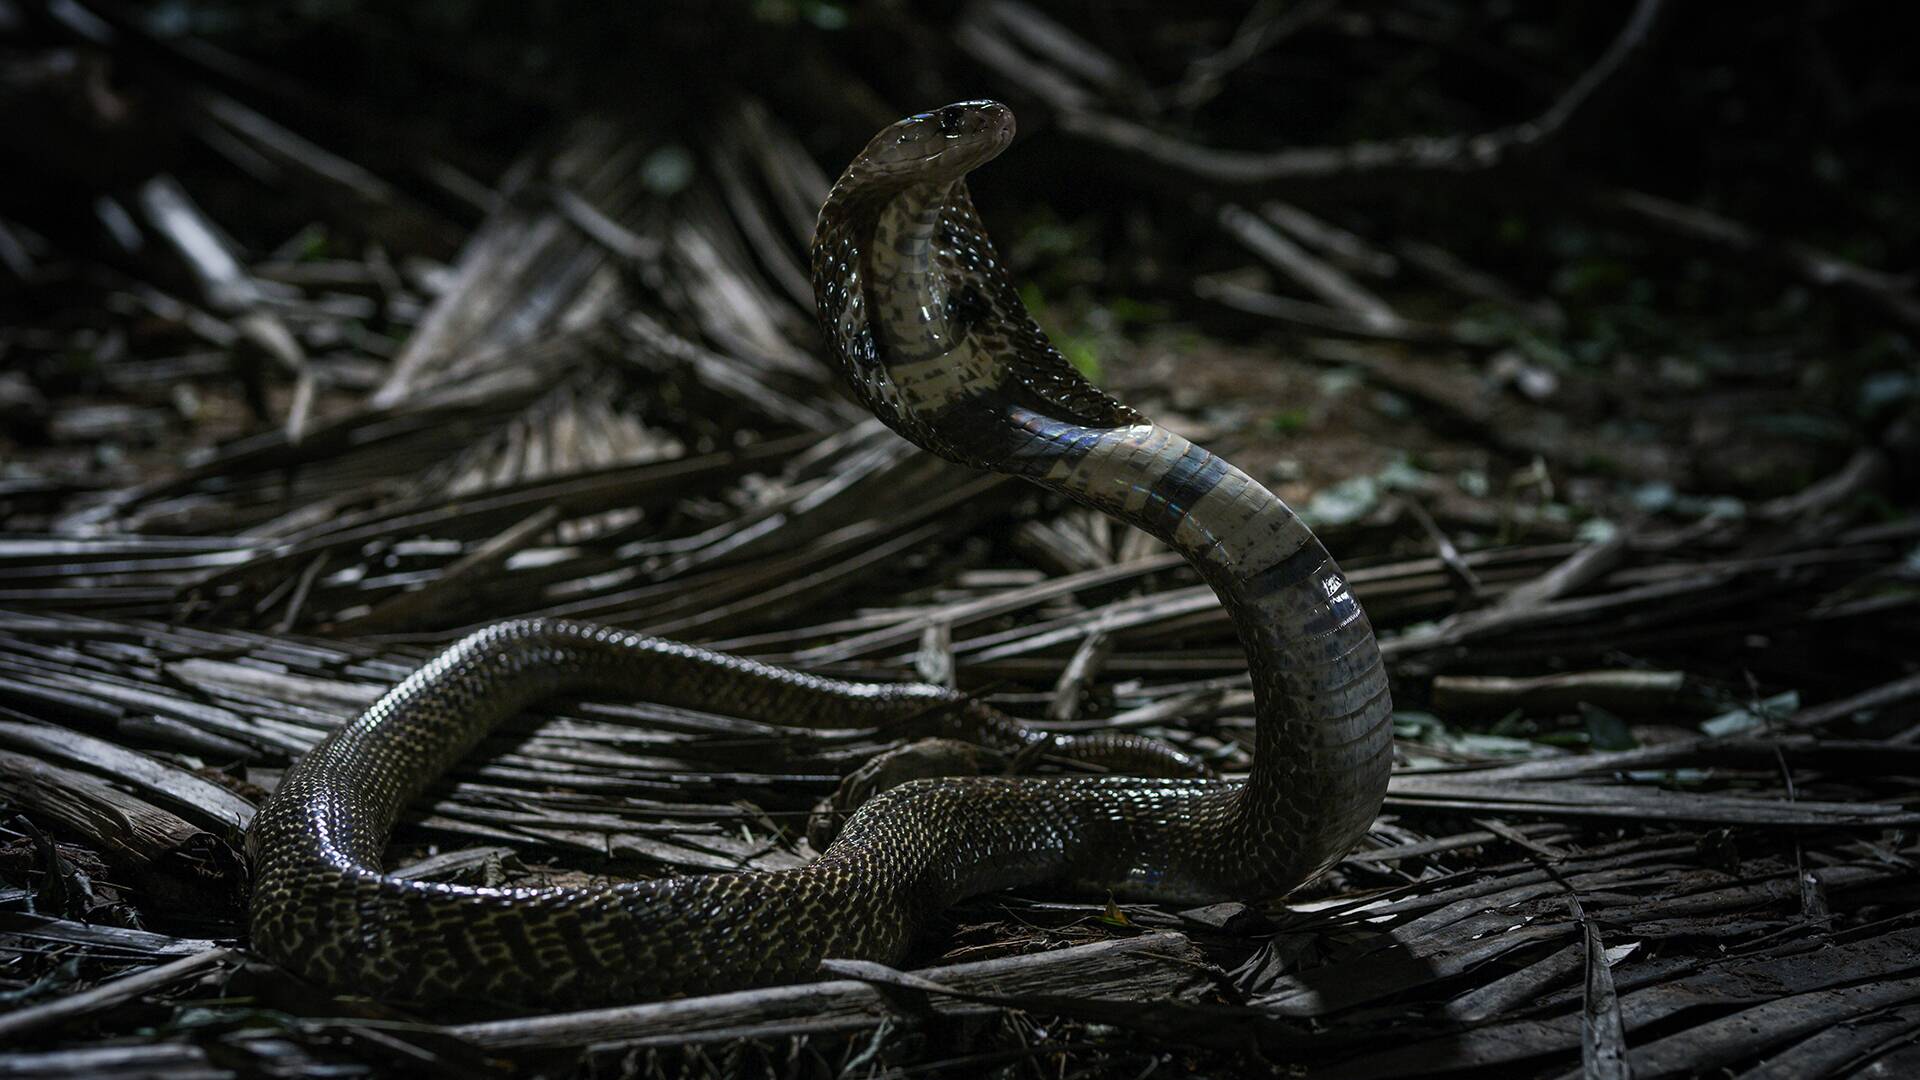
245,100,1392,1007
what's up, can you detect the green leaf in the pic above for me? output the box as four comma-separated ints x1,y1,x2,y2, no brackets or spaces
1059,337,1103,382
1266,408,1309,435
1701,690,1800,737
1303,475,1378,527
1580,703,1638,751
1105,297,1170,324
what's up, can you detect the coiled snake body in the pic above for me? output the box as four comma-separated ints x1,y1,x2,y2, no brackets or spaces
247,101,1393,1007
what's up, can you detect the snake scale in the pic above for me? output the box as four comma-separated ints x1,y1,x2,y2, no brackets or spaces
246,101,1393,1007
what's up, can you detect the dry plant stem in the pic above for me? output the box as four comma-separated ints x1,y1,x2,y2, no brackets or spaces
1172,0,1342,110
1056,0,1670,192
1591,186,1920,332
445,933,1211,1051
1261,201,1400,278
1195,275,1466,344
137,175,315,441
1430,670,1683,718
0,948,237,1042
1218,204,1402,329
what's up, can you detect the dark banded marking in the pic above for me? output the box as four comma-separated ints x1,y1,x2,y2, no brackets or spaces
1240,540,1332,605
1143,440,1230,541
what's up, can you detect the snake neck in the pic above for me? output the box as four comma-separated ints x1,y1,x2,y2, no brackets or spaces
868,180,962,363
1000,406,1390,881
813,178,1141,467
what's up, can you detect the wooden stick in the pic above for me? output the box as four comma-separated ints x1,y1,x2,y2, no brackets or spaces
0,948,234,1042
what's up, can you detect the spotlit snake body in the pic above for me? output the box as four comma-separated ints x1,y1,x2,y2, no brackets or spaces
246,101,1393,1007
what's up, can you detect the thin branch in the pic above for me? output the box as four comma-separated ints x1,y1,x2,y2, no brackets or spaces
1056,0,1670,192
1196,274,1470,345
1590,186,1920,332
1171,0,1341,111
0,948,237,1042
1217,204,1402,329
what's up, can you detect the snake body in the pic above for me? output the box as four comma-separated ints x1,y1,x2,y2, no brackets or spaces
246,101,1393,1007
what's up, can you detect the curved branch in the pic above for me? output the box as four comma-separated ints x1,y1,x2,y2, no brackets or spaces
1056,0,1670,192
1589,187,1920,333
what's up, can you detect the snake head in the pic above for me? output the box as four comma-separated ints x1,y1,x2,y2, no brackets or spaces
853,101,1016,184
813,100,1144,472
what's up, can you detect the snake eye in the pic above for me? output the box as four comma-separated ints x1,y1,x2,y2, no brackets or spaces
936,108,964,136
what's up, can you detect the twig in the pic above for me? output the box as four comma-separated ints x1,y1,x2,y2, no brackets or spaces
335,506,560,633
1399,497,1485,604
1171,0,1341,111
1570,893,1631,1080
1783,670,1920,733
1494,529,1630,613
975,1,1137,103
550,184,663,265
1395,239,1566,330
1045,610,1120,725
1056,0,1670,192
136,175,314,442
0,947,235,1042
1217,204,1402,329
1196,274,1467,344
1591,186,1920,332
1755,447,1887,523
193,91,463,257
1260,201,1399,278
1424,670,1920,786
445,933,1208,1050
952,7,1097,113
1431,670,1684,718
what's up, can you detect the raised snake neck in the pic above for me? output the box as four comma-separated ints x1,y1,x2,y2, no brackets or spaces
245,101,1392,1008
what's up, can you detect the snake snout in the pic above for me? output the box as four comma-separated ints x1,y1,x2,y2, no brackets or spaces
934,99,1013,143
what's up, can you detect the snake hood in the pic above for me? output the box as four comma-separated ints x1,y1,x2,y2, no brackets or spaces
812,100,1143,470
